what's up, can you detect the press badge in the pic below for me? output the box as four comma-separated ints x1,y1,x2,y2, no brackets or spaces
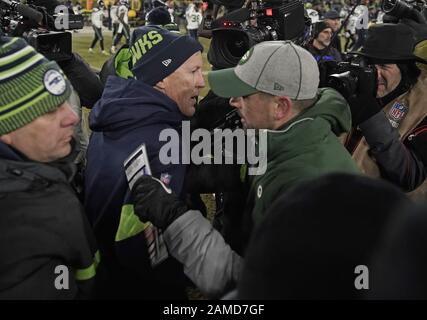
123,144,169,268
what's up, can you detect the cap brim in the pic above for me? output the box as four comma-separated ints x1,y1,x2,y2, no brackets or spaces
350,51,427,64
208,68,257,98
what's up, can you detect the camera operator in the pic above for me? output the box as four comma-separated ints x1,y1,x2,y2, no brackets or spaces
306,20,342,62
130,41,360,297
347,22,427,198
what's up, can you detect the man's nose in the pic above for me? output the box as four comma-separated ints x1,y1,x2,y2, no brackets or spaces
61,103,80,127
197,70,205,88
376,68,383,82
229,96,242,109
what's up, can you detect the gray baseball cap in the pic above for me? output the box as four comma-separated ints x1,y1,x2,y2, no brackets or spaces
208,41,320,100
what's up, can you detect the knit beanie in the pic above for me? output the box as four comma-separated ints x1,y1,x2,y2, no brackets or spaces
313,21,331,38
0,37,71,135
129,26,203,86
146,7,172,26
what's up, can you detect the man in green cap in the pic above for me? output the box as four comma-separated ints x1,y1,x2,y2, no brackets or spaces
129,41,359,297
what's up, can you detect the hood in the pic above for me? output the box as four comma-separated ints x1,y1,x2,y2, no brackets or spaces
0,142,68,193
298,87,352,135
266,87,351,158
0,142,75,193
0,141,24,162
89,76,187,134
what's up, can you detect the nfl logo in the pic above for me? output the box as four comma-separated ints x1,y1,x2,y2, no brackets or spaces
389,102,408,121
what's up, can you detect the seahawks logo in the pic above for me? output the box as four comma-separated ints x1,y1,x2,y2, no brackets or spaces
43,69,66,96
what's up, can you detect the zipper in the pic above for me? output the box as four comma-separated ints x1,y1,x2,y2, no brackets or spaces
407,125,427,141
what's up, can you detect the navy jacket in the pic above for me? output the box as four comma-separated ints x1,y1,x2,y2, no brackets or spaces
85,76,188,299
0,142,99,299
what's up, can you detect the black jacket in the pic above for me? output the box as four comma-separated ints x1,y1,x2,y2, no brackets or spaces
0,142,99,299
306,41,342,63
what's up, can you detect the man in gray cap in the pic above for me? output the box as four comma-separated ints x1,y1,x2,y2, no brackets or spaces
130,41,359,297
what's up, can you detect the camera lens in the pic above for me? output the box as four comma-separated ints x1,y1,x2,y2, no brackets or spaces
381,0,414,19
209,29,250,68
382,0,398,13
224,32,249,59
326,71,358,100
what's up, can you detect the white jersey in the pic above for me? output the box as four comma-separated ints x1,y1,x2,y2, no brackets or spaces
117,4,129,25
168,7,175,23
111,5,119,24
346,13,357,34
117,4,129,33
73,4,82,14
355,5,369,30
307,9,319,23
376,10,385,24
186,8,202,30
91,8,104,29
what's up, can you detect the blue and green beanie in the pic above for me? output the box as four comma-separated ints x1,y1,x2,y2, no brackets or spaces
129,26,203,85
0,37,71,135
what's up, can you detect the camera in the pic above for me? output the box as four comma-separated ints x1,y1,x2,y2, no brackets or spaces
381,0,427,21
0,0,83,61
320,57,376,100
207,0,310,69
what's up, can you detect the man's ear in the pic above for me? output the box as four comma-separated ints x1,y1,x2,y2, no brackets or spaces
0,134,12,145
155,79,166,91
274,96,292,121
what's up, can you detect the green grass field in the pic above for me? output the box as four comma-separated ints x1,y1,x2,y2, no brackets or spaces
72,29,212,97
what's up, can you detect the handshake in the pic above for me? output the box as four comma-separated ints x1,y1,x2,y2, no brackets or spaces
131,176,188,230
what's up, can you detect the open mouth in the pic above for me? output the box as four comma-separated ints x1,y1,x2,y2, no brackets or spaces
191,96,198,105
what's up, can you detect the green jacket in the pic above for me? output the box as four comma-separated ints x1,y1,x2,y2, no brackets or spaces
249,88,360,225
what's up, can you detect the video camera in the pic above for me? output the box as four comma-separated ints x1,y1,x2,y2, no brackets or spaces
319,0,426,99
319,57,376,100
206,0,310,69
0,0,84,61
381,0,427,21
